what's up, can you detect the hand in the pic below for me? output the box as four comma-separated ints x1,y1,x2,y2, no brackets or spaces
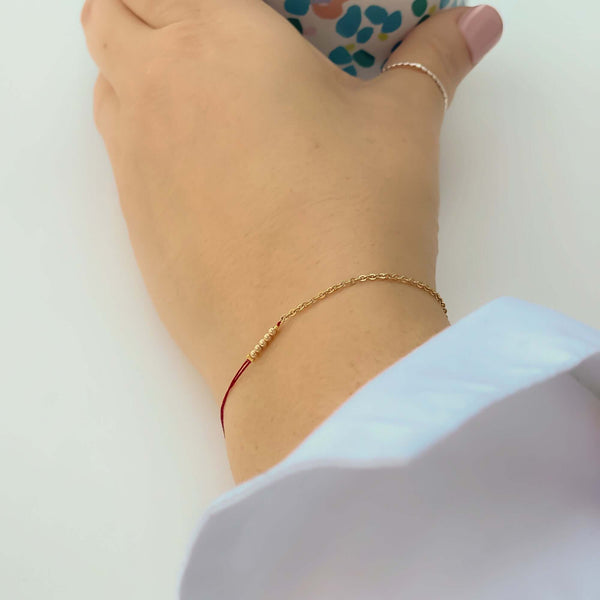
81,1,502,481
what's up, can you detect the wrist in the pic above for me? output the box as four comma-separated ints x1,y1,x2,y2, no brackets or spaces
220,272,448,483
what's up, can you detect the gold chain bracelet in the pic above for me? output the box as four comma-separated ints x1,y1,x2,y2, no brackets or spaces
247,272,446,362
220,272,447,435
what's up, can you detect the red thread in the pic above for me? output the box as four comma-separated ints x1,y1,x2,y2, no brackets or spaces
220,359,251,436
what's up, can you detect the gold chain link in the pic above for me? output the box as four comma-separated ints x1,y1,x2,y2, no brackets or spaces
246,273,447,363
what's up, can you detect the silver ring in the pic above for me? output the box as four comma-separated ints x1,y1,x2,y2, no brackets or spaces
381,61,449,113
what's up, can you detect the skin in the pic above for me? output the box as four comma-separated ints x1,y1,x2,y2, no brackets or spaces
81,0,502,484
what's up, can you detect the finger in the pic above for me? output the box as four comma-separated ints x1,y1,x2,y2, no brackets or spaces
81,0,153,89
119,0,217,28
369,5,503,123
93,74,119,141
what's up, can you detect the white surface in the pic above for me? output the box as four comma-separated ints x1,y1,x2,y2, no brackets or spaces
1,1,599,598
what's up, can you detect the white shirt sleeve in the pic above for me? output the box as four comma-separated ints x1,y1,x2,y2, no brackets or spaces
178,297,600,600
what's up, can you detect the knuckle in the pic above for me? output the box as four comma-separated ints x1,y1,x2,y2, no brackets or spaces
134,0,167,23
137,0,203,25
158,20,208,56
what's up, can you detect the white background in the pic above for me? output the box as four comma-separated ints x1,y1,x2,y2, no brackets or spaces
1,1,598,598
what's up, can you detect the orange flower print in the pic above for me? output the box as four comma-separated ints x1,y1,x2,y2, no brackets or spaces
311,0,351,19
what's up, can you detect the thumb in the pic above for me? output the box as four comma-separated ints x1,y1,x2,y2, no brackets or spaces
369,4,503,116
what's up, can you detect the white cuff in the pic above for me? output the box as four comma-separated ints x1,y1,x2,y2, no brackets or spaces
179,297,600,599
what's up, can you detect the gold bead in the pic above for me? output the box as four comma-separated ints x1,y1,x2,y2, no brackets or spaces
264,333,272,342
250,350,257,358
269,327,276,335
254,344,261,352
259,339,267,348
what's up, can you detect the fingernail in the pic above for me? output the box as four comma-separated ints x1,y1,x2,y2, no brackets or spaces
458,5,503,65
